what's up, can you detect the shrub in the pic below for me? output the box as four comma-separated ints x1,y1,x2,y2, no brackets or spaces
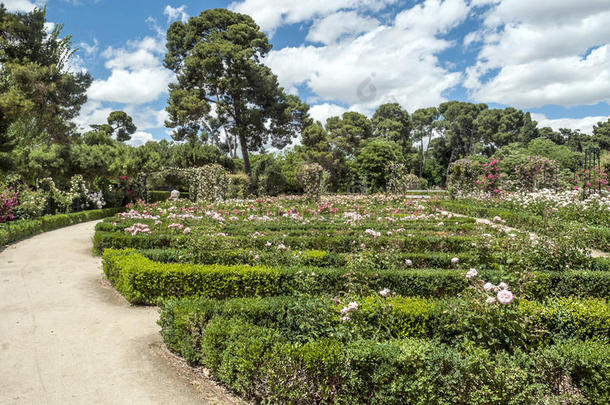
148,190,170,202
227,173,250,199
297,163,325,201
448,159,481,193
188,164,230,202
0,208,119,247
159,308,610,405
386,162,419,194
105,250,610,304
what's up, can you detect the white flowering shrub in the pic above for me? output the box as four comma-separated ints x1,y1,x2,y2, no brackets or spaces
40,178,74,213
386,162,419,194
297,163,325,202
188,164,230,202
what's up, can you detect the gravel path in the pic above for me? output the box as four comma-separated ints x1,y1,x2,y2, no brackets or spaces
0,221,240,404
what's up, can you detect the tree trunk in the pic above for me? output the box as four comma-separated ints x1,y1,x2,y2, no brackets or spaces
239,133,254,194
445,147,455,184
419,136,424,178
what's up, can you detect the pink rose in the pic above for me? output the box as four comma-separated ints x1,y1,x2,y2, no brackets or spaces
497,289,514,305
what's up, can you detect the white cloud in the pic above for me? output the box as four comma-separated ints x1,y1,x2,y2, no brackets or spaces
465,0,610,107
266,0,468,114
88,68,173,104
309,103,349,124
229,0,397,33
75,101,113,130
88,36,174,104
2,0,44,12
75,102,168,134
163,5,189,23
531,113,609,134
127,131,156,147
79,39,99,56
471,45,610,108
43,22,55,34
307,11,379,45
125,105,168,130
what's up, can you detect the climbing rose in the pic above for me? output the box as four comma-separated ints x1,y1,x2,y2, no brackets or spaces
483,282,494,291
497,290,514,305
498,282,509,290
379,288,391,298
404,259,413,267
451,257,460,265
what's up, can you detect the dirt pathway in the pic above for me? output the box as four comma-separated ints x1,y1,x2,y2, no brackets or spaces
0,221,242,404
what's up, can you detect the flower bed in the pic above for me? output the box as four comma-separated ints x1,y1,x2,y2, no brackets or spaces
94,195,610,403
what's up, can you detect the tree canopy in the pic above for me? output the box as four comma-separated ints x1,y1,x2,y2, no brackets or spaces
163,8,310,191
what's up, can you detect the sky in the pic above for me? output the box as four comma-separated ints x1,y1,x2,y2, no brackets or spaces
4,0,610,147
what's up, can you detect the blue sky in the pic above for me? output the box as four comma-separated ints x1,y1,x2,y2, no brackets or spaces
4,0,610,146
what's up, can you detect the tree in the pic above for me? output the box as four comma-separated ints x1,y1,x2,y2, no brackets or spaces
436,101,487,179
164,8,310,192
327,111,373,157
106,111,136,142
592,119,610,150
372,103,411,154
298,122,347,191
0,111,15,171
475,108,537,154
411,107,439,178
352,137,402,192
0,5,92,145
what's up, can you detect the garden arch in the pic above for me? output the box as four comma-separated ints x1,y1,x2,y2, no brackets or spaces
136,165,230,203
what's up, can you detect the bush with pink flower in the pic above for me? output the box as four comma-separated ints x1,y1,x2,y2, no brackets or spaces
445,267,531,353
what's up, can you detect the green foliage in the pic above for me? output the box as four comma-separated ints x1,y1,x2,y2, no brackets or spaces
100,250,610,304
251,153,285,196
352,137,403,192
163,8,310,188
227,173,250,199
372,103,411,154
327,111,373,157
106,111,136,142
297,163,325,201
159,306,610,404
0,7,92,145
0,208,118,246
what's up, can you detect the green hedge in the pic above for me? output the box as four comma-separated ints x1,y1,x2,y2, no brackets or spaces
148,190,170,202
137,247,483,269
103,250,610,304
160,314,610,404
136,247,610,272
437,200,610,251
94,230,482,254
93,231,189,254
0,208,119,247
159,295,609,360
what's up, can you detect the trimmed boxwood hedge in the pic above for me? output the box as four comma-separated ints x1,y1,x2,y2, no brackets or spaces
0,208,119,247
159,295,610,357
103,250,610,304
437,200,610,251
94,230,483,255
158,312,610,404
